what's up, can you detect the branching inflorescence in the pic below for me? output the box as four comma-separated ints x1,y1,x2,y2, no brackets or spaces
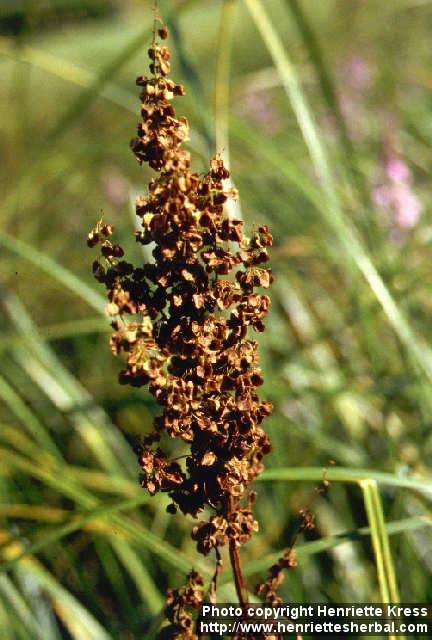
89,16,275,639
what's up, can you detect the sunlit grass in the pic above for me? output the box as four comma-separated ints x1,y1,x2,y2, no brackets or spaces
1,0,432,637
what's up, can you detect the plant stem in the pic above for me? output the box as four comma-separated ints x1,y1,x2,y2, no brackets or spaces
227,496,249,605
229,538,249,606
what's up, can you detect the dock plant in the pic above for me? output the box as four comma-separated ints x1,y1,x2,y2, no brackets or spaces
89,14,279,639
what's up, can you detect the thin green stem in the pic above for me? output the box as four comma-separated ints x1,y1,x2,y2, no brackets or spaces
360,480,402,640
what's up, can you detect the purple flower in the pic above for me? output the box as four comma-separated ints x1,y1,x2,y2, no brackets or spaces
385,156,411,183
341,54,372,94
373,150,422,230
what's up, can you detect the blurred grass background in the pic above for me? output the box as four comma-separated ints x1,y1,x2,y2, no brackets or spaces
1,0,432,637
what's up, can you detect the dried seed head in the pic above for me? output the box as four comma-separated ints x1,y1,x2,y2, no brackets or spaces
88,18,273,619
255,549,298,605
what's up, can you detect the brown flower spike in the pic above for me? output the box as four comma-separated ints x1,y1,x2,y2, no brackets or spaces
89,18,273,639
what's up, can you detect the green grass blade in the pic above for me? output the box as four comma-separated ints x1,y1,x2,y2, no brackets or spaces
0,599,14,639
115,517,211,578
0,318,108,354
166,16,213,153
214,0,242,220
14,561,111,640
0,233,105,313
361,479,400,603
0,425,136,500
39,0,202,141
215,0,236,161
0,496,150,573
1,489,162,614
0,28,206,225
243,0,432,387
0,444,210,579
259,466,432,494
360,480,402,640
285,0,348,143
361,480,391,603
0,445,97,507
0,0,204,184
2,291,133,475
45,24,150,142
0,373,62,460
284,0,371,210
371,485,400,604
110,540,163,615
0,40,137,114
242,514,432,577
0,574,43,639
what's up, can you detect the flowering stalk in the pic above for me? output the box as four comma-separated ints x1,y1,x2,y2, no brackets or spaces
89,15,273,639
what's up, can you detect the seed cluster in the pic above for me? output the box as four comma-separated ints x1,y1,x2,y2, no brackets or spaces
256,549,298,605
158,570,204,640
89,23,273,639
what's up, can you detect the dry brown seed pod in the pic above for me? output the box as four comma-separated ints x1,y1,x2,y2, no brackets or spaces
87,231,99,248
158,25,169,40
